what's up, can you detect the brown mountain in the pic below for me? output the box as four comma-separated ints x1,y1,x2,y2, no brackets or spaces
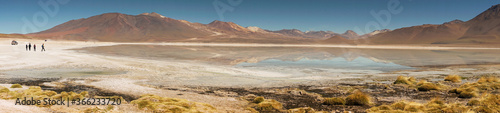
319,35,354,44
206,20,251,33
340,30,359,39
25,4,500,45
192,21,312,43
29,13,211,42
366,20,467,44
358,29,391,39
367,4,500,44
28,12,312,43
456,4,500,43
271,29,338,39
272,29,306,37
304,31,337,39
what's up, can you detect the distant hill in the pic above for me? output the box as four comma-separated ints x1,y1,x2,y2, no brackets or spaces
28,12,311,43
29,13,211,42
366,20,467,44
367,4,500,44
21,4,500,45
0,33,28,38
456,4,500,44
319,35,354,44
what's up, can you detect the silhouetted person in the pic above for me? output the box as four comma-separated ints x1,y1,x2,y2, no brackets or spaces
26,44,28,51
33,44,36,51
28,43,31,51
41,43,45,52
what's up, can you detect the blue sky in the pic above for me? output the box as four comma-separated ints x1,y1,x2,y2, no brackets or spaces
0,0,499,34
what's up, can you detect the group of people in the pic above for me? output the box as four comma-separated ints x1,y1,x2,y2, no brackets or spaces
26,43,45,52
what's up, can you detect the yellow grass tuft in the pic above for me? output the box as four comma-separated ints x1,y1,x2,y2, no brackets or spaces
449,76,500,98
256,99,283,112
10,84,22,88
417,80,441,91
458,90,478,98
408,77,417,83
345,90,371,106
368,93,500,113
323,97,345,105
444,75,462,83
0,86,9,93
0,85,96,107
130,94,216,113
253,96,265,103
367,105,393,112
467,99,480,106
287,107,316,113
394,76,415,85
80,91,88,97
390,101,407,110
477,76,499,83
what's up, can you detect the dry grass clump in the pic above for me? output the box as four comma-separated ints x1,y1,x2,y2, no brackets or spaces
10,84,22,88
323,97,345,105
0,86,94,107
245,107,259,113
0,86,86,107
467,99,480,106
394,76,416,85
477,76,500,83
458,88,479,98
255,99,283,112
345,90,371,106
449,76,500,98
130,94,216,113
367,105,396,112
467,93,500,112
253,96,265,103
369,94,500,113
444,75,462,83
0,86,9,93
367,99,439,112
416,80,441,91
246,96,284,112
449,83,479,98
368,101,423,112
288,107,316,113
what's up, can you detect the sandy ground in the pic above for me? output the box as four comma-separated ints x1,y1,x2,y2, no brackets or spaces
1,38,500,112
0,39,260,112
0,100,50,113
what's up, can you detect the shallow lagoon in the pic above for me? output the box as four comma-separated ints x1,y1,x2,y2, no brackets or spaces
76,45,500,77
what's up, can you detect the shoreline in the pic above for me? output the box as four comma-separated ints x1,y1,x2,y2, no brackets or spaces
100,42,500,50
6,38,500,50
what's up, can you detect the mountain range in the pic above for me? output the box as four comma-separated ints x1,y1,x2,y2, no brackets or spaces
3,4,500,45
367,4,500,45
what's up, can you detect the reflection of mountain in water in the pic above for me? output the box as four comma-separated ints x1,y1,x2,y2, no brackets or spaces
77,45,500,68
236,57,414,72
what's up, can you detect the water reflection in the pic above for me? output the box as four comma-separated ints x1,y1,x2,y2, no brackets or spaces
77,45,500,72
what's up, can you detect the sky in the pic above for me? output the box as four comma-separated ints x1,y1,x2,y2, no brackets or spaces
0,0,499,34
